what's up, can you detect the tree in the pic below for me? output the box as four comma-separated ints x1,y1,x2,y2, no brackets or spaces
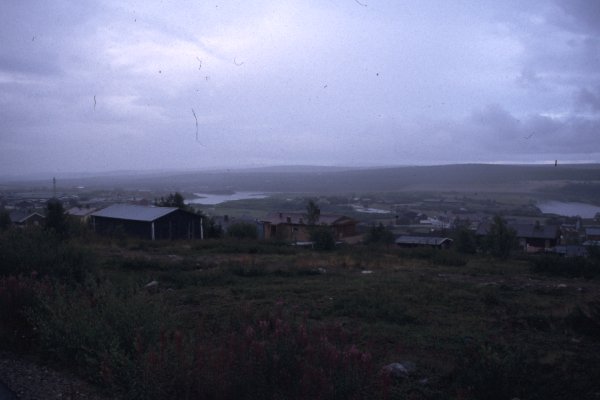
452,219,477,254
155,192,186,209
203,217,223,239
310,227,336,251
484,216,517,259
0,209,10,231
227,222,258,240
364,223,395,245
45,198,68,238
306,200,320,225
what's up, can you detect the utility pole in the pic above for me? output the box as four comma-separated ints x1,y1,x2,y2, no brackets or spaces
53,177,56,198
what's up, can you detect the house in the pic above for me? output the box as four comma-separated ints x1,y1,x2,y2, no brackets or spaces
66,206,98,222
9,210,45,226
585,227,600,242
549,245,588,257
477,221,560,253
261,212,357,242
90,204,202,240
395,235,453,249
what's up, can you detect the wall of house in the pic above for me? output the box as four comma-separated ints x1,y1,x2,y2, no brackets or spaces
154,210,202,240
92,216,152,239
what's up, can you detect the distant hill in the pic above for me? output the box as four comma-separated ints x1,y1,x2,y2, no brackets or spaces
10,163,599,194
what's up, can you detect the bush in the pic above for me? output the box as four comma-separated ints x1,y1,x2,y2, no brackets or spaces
29,280,171,387
310,227,336,251
452,226,477,254
453,340,600,399
398,247,467,266
483,216,517,259
453,341,533,400
364,223,395,245
0,228,96,283
119,308,383,400
531,255,600,279
227,222,259,240
0,274,51,348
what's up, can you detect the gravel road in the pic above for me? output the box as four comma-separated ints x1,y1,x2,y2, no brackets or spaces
0,352,114,400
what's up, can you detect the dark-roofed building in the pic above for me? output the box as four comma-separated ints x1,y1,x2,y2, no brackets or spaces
66,206,98,222
477,221,560,253
550,245,588,258
395,235,453,249
585,227,600,241
91,204,202,240
9,210,45,227
261,212,357,242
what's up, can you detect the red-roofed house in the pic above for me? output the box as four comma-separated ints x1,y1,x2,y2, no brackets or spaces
261,212,357,242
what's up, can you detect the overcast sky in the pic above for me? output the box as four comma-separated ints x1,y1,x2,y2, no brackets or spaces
1,0,599,176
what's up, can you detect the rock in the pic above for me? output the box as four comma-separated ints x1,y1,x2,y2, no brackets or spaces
145,280,159,293
361,270,373,274
317,268,327,274
381,361,416,379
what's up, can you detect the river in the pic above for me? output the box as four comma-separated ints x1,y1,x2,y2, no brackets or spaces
537,201,600,218
186,192,269,205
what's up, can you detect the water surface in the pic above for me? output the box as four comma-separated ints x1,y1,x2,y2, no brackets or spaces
187,192,269,205
537,201,600,218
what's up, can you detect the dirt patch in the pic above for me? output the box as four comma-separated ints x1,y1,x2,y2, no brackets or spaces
0,352,114,400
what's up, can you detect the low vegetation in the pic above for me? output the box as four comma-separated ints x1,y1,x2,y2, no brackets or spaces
1,226,600,399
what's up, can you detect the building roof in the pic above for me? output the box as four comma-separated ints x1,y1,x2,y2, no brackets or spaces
585,227,600,236
477,221,559,239
91,204,179,222
395,236,453,246
261,212,355,226
551,245,588,257
9,210,45,223
66,207,98,217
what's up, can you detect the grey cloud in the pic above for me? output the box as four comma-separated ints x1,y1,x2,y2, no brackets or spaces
556,0,600,34
1,1,600,176
575,87,600,112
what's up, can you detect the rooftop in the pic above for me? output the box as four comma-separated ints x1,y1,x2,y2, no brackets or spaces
395,236,453,246
91,204,179,222
261,212,355,226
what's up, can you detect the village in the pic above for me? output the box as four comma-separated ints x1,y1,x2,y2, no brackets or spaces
2,181,600,257
2,173,600,399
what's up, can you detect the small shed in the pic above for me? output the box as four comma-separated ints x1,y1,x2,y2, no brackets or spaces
395,235,453,249
9,210,45,226
91,204,202,240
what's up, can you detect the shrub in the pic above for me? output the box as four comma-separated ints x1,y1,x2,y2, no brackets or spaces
227,222,259,240
0,228,96,283
364,223,395,245
453,340,600,400
453,341,532,400
310,227,336,251
122,310,383,400
29,280,171,388
483,216,517,259
531,255,600,279
0,274,51,348
398,247,467,266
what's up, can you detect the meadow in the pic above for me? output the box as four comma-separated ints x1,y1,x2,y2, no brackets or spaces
1,227,599,399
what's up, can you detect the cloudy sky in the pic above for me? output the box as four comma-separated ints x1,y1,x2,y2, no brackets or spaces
1,0,599,176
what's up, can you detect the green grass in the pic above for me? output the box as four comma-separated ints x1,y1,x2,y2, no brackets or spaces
2,229,600,399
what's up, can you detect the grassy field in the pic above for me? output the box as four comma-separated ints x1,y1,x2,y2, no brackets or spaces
1,230,600,399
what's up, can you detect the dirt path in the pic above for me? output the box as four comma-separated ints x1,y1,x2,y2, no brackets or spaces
0,352,114,400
